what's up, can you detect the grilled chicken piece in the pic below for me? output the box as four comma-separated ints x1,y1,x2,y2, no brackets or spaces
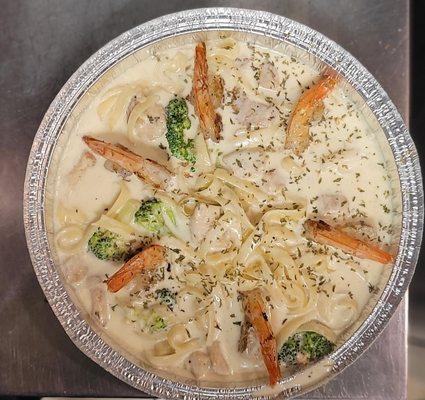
316,193,349,221
222,148,285,194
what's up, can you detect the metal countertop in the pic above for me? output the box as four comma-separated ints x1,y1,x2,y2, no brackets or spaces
0,0,409,398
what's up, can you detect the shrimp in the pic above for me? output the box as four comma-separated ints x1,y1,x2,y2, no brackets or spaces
304,219,394,264
285,71,339,156
83,136,175,190
240,289,281,386
107,245,166,293
192,42,222,142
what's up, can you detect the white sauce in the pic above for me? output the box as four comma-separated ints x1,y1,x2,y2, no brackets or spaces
51,35,399,387
254,358,334,397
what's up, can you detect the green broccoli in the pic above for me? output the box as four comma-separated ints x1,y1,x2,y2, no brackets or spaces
134,198,164,232
155,288,177,310
148,311,167,333
134,198,171,233
88,228,129,261
278,331,334,366
134,197,175,234
126,307,167,333
165,97,196,164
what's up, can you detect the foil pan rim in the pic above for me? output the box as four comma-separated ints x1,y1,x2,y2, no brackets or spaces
23,7,423,399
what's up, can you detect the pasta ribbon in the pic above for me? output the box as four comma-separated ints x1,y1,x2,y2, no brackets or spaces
148,323,202,368
98,84,144,128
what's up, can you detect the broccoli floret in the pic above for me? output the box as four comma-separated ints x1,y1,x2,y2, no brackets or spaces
134,198,166,233
126,307,167,333
278,331,334,366
134,197,175,234
165,97,196,164
88,228,129,261
278,334,299,365
302,331,334,361
155,288,177,310
148,311,167,333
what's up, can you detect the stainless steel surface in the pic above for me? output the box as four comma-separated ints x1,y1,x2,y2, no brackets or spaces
1,0,412,398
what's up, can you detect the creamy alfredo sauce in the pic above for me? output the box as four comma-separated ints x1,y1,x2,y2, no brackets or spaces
53,35,397,385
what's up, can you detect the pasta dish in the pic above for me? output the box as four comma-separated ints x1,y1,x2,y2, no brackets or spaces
53,35,397,386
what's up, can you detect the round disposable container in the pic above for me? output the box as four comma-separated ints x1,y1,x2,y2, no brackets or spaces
24,8,423,399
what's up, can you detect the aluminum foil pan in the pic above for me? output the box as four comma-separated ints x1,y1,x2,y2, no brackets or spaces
23,7,423,399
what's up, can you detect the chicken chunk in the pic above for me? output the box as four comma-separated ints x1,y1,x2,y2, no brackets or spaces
261,169,286,195
67,151,96,186
62,257,88,284
205,215,242,253
190,203,221,246
258,62,279,90
90,285,109,326
316,193,349,222
132,103,166,142
208,340,231,375
232,90,278,128
222,148,284,194
187,351,211,379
